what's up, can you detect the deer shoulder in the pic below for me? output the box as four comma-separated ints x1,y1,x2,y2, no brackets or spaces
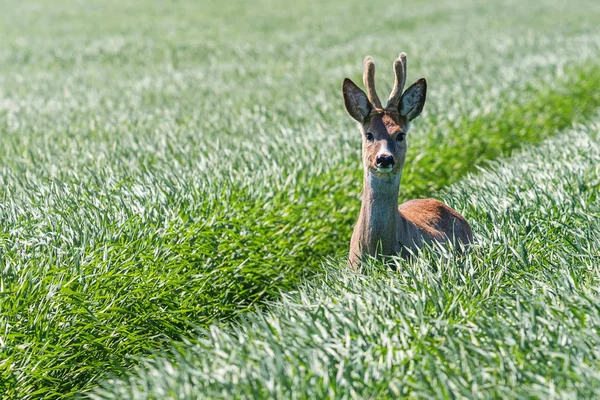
398,199,472,251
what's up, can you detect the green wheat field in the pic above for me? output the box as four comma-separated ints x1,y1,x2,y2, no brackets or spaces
1,0,600,398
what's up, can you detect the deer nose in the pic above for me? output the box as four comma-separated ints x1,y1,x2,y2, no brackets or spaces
376,154,395,168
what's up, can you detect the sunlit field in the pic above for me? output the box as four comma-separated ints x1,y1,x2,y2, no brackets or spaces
1,0,599,398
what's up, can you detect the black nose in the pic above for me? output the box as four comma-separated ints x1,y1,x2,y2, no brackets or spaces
376,154,395,168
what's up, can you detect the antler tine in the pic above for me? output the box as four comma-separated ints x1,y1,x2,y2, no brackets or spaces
363,56,383,109
387,52,407,109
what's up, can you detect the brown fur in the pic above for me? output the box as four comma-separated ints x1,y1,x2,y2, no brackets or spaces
399,199,472,246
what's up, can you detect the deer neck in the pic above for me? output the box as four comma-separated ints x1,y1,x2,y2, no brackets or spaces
356,169,401,256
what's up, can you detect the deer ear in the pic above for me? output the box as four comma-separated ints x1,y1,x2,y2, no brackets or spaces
399,78,427,121
343,78,371,122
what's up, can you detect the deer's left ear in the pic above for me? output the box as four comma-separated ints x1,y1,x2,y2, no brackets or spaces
399,78,427,121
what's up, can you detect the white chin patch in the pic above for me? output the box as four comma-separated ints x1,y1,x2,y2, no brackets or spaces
376,166,393,173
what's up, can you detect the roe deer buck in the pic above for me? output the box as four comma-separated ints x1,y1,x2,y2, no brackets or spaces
343,53,472,270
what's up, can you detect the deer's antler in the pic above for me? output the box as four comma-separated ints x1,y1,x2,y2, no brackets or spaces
386,52,407,109
363,56,383,109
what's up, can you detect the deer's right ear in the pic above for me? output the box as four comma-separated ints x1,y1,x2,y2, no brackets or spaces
343,78,371,122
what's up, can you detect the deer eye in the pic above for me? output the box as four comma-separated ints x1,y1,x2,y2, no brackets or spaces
396,132,405,142
366,132,374,142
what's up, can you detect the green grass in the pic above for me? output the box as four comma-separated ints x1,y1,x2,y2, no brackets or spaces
1,0,600,397
93,121,600,399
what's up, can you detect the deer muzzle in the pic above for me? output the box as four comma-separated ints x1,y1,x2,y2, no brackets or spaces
376,154,395,173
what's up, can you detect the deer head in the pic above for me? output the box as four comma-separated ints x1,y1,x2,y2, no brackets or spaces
342,53,427,176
